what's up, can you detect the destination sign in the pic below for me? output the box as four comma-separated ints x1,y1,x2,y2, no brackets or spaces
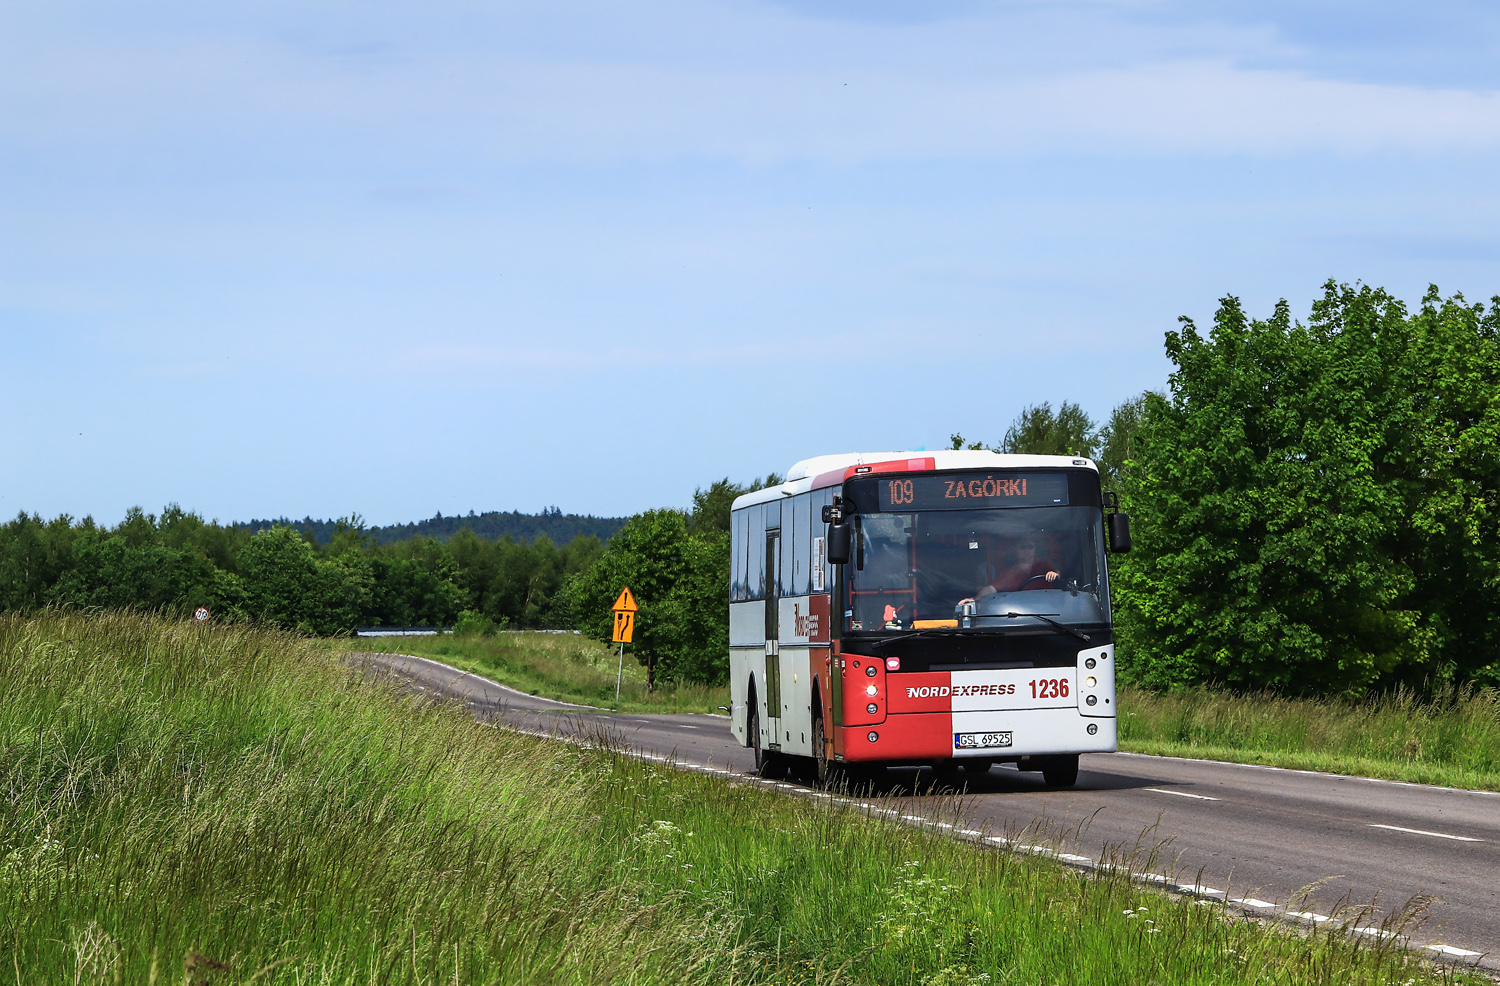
875,472,1069,511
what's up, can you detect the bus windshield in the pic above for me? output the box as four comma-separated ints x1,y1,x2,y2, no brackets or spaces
846,505,1109,631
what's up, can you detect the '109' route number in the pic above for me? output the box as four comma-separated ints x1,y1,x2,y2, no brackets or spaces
1030,678,1069,699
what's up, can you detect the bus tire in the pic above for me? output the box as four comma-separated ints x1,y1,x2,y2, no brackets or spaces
1042,754,1079,788
749,695,785,780
812,713,838,788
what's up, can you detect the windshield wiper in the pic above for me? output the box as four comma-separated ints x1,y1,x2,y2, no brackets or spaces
865,626,987,650
1000,612,1091,644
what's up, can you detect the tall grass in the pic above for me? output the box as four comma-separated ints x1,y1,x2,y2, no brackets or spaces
0,612,1480,985
1119,684,1500,790
353,631,730,713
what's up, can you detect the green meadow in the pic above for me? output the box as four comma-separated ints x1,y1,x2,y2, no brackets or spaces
1118,684,1500,792
0,612,1481,985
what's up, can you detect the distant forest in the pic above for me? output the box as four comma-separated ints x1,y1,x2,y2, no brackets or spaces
234,507,627,546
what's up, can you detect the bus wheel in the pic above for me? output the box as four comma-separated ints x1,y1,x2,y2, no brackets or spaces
1042,754,1079,788
749,701,767,772
750,701,784,779
812,714,838,788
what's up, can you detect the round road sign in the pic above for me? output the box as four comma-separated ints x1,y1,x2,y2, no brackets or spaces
193,607,210,621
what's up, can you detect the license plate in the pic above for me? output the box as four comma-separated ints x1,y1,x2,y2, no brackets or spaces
955,731,1012,749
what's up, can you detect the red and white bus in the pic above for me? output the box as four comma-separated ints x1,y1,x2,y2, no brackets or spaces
727,450,1130,787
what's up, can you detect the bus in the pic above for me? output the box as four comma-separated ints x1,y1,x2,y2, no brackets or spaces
727,450,1130,788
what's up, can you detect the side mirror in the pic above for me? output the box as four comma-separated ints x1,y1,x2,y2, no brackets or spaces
821,498,845,524
1108,512,1132,554
827,523,853,564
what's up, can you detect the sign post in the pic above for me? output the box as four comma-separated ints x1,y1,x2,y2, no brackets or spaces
610,587,638,703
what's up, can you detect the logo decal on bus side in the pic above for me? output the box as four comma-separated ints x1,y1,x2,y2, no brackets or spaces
793,603,820,639
907,686,951,698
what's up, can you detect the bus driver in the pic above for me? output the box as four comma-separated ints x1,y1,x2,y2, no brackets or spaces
957,536,1059,607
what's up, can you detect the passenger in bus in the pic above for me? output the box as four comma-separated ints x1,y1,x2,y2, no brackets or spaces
956,537,1059,606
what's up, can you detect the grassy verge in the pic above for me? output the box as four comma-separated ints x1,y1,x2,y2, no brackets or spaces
1,612,1482,985
350,630,730,713
1119,684,1500,792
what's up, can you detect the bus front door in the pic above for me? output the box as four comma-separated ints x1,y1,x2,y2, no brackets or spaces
764,531,782,750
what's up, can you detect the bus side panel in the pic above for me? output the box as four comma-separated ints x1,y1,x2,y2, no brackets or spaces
728,600,764,745
729,600,764,647
776,645,813,756
728,650,751,744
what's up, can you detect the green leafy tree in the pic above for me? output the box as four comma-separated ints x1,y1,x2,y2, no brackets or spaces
1115,282,1500,694
563,509,730,688
1001,401,1097,457
1097,394,1150,488
0,513,90,610
238,526,372,635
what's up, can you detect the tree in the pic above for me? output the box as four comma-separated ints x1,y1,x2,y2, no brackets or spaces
563,508,730,688
1096,394,1150,488
237,526,372,635
1114,283,1500,694
687,474,783,536
1001,402,1097,457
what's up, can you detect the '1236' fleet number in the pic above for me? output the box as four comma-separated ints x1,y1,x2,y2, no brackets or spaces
1029,678,1069,699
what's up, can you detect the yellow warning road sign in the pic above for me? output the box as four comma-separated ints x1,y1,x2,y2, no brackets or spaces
611,586,638,643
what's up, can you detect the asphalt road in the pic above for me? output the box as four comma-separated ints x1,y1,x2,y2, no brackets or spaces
354,651,1499,971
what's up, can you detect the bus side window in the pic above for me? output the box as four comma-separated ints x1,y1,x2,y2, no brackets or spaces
731,509,748,601
748,503,766,600
781,495,798,597
799,492,814,596
768,504,780,597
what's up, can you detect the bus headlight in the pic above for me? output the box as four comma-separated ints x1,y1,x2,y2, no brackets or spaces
867,731,879,742
1086,695,1097,706
1085,676,1097,687
866,703,879,714
865,666,877,677
1087,723,1098,735
866,684,878,696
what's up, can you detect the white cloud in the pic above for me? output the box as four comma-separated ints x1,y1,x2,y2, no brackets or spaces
6,2,1500,168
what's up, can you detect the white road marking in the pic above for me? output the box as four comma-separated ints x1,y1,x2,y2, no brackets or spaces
1288,911,1331,923
1425,944,1483,958
1175,885,1224,897
1231,898,1276,909
1057,853,1092,864
1112,750,1500,799
371,653,602,709
1144,788,1220,801
1368,823,1483,843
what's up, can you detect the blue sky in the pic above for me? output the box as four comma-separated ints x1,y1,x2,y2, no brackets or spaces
4,0,1499,524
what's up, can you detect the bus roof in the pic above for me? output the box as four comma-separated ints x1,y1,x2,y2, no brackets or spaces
730,450,1098,510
